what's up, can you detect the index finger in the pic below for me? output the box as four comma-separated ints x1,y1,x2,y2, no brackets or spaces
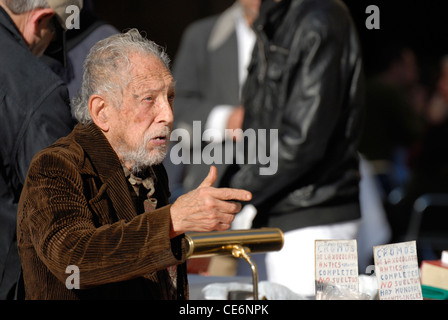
208,187,252,202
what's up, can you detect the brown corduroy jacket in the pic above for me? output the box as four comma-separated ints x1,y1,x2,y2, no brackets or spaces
17,123,188,300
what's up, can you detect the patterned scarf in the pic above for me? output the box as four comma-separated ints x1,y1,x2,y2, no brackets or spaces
122,166,158,212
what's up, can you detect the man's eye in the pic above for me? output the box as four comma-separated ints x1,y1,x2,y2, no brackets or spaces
145,96,153,102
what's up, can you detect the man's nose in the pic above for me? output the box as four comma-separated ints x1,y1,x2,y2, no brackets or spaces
156,99,174,125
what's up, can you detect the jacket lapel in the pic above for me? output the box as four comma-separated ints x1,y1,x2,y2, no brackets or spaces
74,123,137,222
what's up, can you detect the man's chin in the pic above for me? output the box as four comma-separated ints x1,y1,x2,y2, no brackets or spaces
121,149,166,174
139,150,168,171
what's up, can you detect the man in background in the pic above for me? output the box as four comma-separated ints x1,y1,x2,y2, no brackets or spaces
0,0,82,299
228,0,365,296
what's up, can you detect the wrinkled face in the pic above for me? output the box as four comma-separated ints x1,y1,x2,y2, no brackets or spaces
107,53,174,173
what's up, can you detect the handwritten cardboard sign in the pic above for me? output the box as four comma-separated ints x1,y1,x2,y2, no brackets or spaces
373,241,422,300
315,239,359,294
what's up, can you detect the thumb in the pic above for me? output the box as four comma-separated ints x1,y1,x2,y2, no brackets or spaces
198,166,217,188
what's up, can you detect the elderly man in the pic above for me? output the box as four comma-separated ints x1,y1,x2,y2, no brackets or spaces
0,0,82,299
17,29,252,300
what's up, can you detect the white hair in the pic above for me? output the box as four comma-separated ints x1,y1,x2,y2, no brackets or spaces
72,28,171,125
3,0,49,13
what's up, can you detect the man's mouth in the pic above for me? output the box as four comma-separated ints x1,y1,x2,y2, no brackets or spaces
148,126,171,146
150,134,169,146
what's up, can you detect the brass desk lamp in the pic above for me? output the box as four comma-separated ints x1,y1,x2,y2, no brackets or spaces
185,228,284,300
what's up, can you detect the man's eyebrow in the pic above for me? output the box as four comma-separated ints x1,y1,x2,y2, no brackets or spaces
132,78,176,99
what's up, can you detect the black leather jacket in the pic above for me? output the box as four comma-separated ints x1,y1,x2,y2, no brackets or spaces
0,7,74,299
229,0,365,231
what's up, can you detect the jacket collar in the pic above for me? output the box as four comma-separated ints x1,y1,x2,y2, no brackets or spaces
73,122,137,221
255,0,294,39
0,5,29,49
73,122,123,180
207,1,240,51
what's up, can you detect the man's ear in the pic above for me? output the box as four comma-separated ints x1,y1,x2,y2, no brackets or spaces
89,95,110,131
21,8,56,56
27,8,55,38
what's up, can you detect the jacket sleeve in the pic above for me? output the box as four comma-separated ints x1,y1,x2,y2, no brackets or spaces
230,13,362,207
19,150,186,289
15,83,74,186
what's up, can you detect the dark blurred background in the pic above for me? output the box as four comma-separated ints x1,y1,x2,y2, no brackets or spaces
92,0,235,61
90,0,448,83
87,0,448,259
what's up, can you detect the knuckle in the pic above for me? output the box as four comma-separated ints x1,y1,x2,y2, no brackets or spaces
206,219,220,231
226,201,240,213
203,197,215,208
207,211,218,221
232,202,242,212
219,223,231,231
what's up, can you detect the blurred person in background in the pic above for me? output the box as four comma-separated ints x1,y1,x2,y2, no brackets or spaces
358,45,424,199
225,0,365,297
0,0,82,300
41,0,118,101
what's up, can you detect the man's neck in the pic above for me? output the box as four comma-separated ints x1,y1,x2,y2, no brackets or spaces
121,160,152,178
244,12,256,26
